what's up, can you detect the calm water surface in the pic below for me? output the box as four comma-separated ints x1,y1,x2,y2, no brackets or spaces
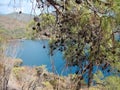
16,40,77,75
7,35,120,80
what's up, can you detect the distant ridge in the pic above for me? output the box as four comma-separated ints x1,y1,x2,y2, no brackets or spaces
0,12,34,39
0,15,26,30
4,12,34,23
0,12,34,30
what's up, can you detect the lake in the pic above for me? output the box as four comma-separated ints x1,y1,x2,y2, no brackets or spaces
6,38,120,84
12,40,78,75
7,35,120,76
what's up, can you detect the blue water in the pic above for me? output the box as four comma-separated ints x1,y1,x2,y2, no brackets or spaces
16,40,78,75
7,33,119,76
7,37,120,83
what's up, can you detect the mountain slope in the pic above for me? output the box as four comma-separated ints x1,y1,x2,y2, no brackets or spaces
0,12,34,39
0,15,26,30
5,12,34,23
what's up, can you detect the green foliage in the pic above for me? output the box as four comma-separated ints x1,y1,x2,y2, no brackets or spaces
0,26,27,40
35,65,47,76
104,75,120,90
13,59,23,67
93,70,120,90
28,0,120,88
27,14,56,39
13,67,25,80
26,20,37,39
40,14,56,30
42,81,53,89
93,71,104,84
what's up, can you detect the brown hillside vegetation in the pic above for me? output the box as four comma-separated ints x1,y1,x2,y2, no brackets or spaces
6,12,34,23
0,13,33,39
0,15,26,30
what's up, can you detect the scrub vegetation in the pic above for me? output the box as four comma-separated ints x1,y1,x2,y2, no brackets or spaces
0,0,120,90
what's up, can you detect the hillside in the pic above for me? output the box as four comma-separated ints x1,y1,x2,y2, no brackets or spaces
0,15,26,30
0,12,34,29
0,12,33,39
5,12,34,22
